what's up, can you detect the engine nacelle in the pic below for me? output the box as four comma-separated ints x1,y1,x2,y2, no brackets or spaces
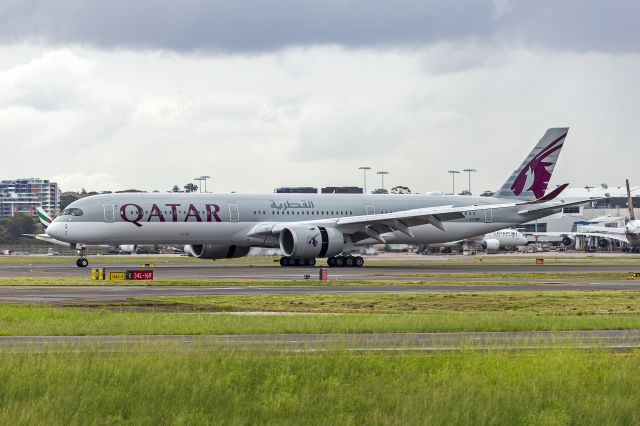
481,239,500,252
279,226,344,258
184,244,250,259
562,236,576,247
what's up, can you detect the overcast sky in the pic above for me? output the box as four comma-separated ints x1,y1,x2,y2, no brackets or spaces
0,1,638,194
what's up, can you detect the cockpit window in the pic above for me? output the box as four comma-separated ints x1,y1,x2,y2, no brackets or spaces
60,208,84,216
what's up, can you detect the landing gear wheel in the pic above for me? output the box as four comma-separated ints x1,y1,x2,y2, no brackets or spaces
327,257,335,267
296,258,307,267
334,256,345,267
76,258,88,268
287,257,297,266
345,256,355,267
307,258,316,267
280,257,288,267
354,256,364,267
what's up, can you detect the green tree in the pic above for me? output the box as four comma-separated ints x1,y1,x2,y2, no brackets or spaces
1,215,35,240
184,183,198,193
391,186,411,194
60,194,80,211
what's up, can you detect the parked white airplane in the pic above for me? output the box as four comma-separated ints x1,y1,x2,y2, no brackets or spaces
427,229,528,253
46,127,596,267
529,180,640,252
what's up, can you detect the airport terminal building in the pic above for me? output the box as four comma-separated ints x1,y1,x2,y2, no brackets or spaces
522,184,640,233
0,178,60,219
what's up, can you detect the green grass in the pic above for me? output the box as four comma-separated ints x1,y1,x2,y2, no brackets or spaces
144,291,640,314
0,277,509,286
1,349,639,425
3,291,640,335
367,271,630,280
0,271,631,287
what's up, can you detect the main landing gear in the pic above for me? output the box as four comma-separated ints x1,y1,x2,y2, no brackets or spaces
278,256,365,267
279,257,317,267
327,256,364,267
75,247,88,268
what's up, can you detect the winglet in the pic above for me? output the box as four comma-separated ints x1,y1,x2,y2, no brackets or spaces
532,183,570,204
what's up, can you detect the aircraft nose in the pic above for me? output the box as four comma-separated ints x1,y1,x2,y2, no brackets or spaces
46,221,63,240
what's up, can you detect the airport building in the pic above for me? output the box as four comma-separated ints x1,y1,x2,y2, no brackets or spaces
522,184,640,233
275,186,364,194
321,186,363,194
275,187,318,194
0,178,60,219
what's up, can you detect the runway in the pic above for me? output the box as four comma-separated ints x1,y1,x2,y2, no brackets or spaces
1,330,639,352
1,258,640,280
1,281,640,303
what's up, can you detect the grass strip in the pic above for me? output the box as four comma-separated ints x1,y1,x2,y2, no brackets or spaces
0,349,638,425
141,291,640,314
1,304,640,336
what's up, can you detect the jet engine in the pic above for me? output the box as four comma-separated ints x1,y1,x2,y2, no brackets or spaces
562,236,576,247
279,226,344,258
184,244,250,259
481,239,500,252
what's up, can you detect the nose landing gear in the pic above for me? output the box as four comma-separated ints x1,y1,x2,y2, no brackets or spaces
75,247,88,267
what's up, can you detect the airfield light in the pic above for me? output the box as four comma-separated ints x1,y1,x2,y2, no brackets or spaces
448,170,460,195
358,167,371,194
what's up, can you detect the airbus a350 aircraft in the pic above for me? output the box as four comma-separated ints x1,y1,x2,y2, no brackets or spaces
46,127,594,268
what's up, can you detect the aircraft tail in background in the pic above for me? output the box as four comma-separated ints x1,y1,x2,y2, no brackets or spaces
495,127,569,200
36,207,53,229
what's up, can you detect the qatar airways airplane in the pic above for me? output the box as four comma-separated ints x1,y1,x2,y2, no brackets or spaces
46,127,593,268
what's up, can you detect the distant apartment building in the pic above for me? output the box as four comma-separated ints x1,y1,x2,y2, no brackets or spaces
0,178,60,219
274,187,318,194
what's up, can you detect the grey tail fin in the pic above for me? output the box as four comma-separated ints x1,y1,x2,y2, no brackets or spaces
495,127,569,200
627,179,636,221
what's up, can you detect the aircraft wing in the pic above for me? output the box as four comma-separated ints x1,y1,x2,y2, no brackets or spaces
248,188,598,244
252,202,526,243
528,231,629,244
22,233,73,247
580,225,627,235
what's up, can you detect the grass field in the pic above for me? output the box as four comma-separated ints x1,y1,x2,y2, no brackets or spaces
146,290,640,314
1,291,640,335
0,349,639,425
2,254,640,423
0,269,632,287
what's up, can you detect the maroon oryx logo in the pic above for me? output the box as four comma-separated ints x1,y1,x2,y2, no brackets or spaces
511,133,566,199
308,233,320,248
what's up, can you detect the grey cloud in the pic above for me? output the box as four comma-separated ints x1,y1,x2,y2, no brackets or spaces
0,1,637,53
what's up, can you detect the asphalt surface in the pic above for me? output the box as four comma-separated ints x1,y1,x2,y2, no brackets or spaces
0,281,639,303
1,330,639,352
1,256,640,302
2,259,640,280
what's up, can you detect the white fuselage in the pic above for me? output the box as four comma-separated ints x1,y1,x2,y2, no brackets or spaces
45,193,553,249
